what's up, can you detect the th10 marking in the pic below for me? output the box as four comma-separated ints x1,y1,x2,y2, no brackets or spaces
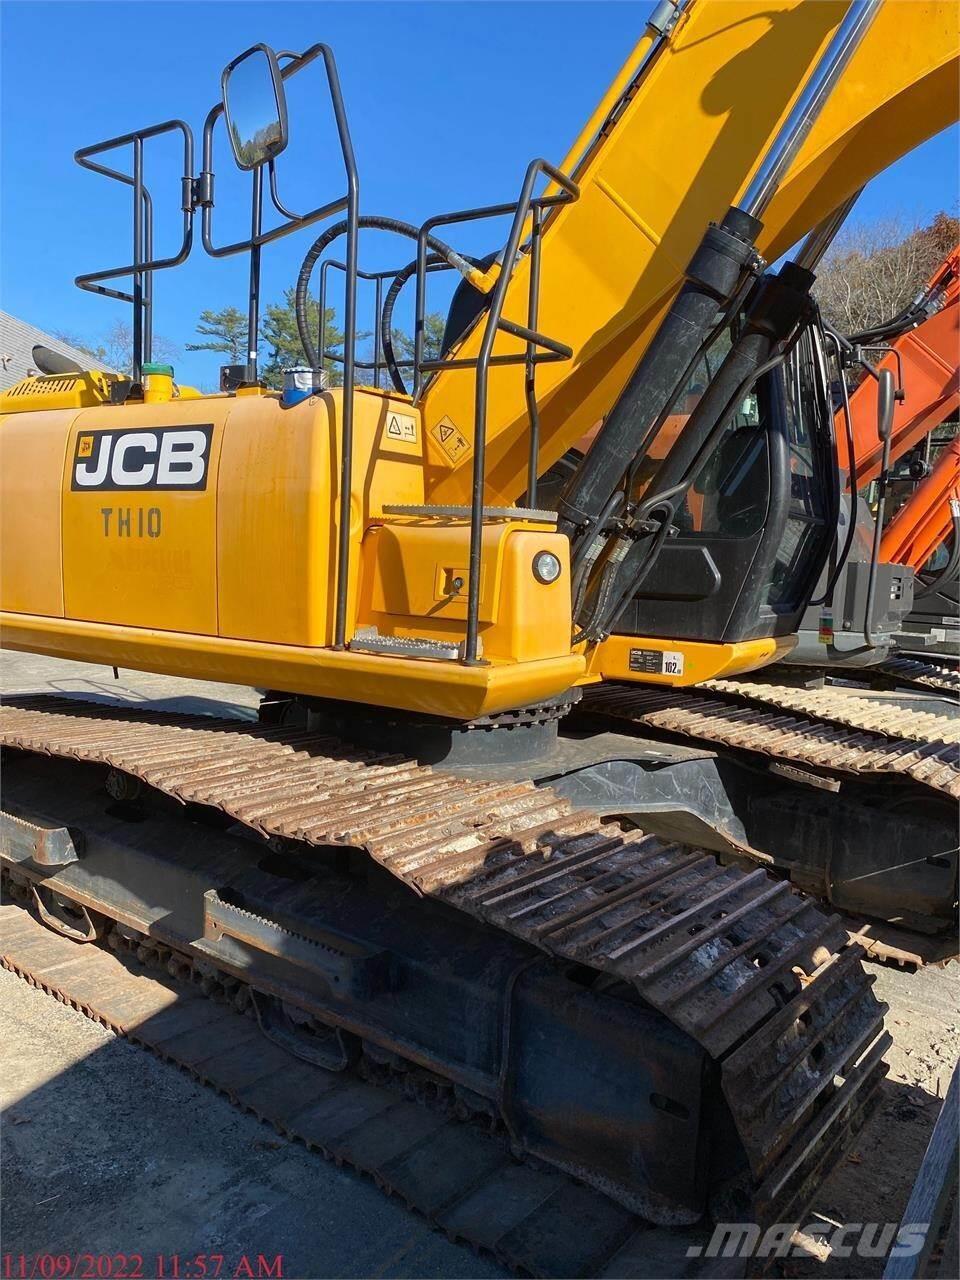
100,507,162,537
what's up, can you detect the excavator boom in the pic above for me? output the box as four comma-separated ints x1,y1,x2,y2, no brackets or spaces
421,0,959,507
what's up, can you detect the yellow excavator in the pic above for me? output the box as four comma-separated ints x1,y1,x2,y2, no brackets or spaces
1,0,958,1259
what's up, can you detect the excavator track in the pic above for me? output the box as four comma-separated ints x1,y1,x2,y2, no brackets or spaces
578,684,960,798
0,693,888,1237
700,679,960,745
876,654,960,695
0,891,714,1280
769,656,959,697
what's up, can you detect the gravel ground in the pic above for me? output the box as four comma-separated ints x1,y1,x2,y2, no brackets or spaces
2,653,958,1278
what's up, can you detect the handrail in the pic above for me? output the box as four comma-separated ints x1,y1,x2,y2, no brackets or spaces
406,159,579,663
74,118,194,381
462,159,578,661
309,159,577,663
198,42,360,649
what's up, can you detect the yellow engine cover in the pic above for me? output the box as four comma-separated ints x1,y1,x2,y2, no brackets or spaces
3,389,424,644
0,390,585,718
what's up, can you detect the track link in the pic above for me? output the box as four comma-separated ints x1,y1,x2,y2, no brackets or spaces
0,694,889,1232
877,654,960,695
702,679,960,745
578,684,960,797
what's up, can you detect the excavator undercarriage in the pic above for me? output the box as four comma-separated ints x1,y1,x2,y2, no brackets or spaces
0,693,890,1241
2,0,959,1256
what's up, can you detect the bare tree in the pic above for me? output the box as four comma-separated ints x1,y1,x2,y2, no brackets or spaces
52,329,108,363
814,210,959,336
101,320,179,373
55,321,179,374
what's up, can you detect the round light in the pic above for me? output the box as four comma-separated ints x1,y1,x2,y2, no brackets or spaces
532,550,562,585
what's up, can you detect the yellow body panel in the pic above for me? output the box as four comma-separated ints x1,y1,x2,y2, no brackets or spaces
585,635,797,688
0,410,70,617
5,390,428,646
0,612,585,719
215,390,424,646
0,370,117,414
62,401,225,634
1,389,580,713
421,0,959,507
361,521,571,662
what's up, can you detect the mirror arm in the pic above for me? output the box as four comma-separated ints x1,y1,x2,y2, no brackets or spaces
246,169,264,383
268,158,304,222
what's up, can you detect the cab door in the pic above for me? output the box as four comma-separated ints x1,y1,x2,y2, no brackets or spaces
615,325,838,643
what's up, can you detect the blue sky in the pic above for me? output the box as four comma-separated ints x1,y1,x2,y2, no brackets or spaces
2,0,957,389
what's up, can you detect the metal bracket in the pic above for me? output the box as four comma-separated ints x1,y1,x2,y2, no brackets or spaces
1,810,82,868
250,991,360,1072
31,884,100,943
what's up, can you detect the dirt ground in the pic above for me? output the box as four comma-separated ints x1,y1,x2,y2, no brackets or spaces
2,652,958,1278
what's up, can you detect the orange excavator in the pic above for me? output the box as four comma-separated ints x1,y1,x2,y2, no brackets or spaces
882,436,960,578
838,245,959,490
781,243,959,666
856,248,960,649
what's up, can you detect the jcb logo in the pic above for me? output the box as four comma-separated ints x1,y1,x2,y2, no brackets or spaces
72,425,213,492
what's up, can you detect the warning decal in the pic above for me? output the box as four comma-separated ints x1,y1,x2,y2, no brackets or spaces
385,412,418,444
429,416,471,463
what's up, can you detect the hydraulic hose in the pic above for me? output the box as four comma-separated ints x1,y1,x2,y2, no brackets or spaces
915,512,960,600
847,297,931,347
640,262,815,498
378,253,445,395
556,205,762,540
295,215,476,376
808,326,859,609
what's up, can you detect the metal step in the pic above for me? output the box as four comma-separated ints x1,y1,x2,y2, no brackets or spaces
349,628,476,662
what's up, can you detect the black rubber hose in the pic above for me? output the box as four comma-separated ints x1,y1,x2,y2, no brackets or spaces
808,326,859,608
642,263,815,498
847,301,927,347
555,205,761,539
379,253,442,395
295,215,469,376
915,514,960,600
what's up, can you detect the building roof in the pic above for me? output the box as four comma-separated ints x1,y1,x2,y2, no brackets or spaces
0,310,111,390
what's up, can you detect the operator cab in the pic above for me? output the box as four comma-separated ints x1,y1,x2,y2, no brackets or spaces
616,316,838,645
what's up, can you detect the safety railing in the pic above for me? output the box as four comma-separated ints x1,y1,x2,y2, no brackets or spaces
310,159,578,665
317,257,448,388
75,119,195,383
412,160,579,663
76,46,577,671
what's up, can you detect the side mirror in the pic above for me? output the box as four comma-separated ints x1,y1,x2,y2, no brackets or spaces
876,367,895,443
222,44,288,171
